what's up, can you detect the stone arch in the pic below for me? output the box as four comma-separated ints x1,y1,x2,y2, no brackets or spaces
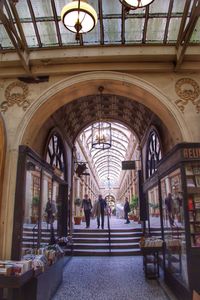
0,114,6,256
14,71,191,148
0,114,6,200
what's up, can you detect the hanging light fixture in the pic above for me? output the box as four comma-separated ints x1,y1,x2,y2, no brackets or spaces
119,0,154,11
91,87,112,150
61,0,97,40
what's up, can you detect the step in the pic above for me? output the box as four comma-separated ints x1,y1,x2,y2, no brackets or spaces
73,243,140,250
72,232,142,239
72,237,141,244
73,228,142,233
71,249,141,256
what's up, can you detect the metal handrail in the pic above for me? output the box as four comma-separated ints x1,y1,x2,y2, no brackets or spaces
32,222,38,249
107,210,111,254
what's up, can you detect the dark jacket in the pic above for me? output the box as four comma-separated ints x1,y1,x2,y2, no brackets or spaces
124,201,130,213
82,198,92,211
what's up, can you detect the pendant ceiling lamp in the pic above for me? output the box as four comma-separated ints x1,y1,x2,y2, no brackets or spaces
61,0,97,40
120,0,154,11
91,87,112,150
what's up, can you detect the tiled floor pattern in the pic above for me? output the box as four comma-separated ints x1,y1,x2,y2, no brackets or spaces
52,256,177,300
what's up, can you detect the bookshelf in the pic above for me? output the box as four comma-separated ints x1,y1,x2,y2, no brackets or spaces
186,164,200,248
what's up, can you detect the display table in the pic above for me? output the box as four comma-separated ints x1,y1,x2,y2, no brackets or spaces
0,269,34,300
141,247,163,279
0,257,66,300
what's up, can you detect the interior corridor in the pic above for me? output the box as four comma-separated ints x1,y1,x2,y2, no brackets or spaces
52,256,177,300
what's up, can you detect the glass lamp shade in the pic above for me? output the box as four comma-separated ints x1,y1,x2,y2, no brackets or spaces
61,0,98,34
120,0,154,10
92,122,112,150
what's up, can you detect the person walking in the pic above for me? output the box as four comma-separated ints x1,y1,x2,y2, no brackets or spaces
81,194,92,228
45,199,57,225
93,194,107,229
124,197,130,224
165,193,174,226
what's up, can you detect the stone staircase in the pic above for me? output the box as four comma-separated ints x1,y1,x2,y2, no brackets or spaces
70,227,143,256
22,225,58,252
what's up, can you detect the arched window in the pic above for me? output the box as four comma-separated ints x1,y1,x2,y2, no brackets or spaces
46,133,66,180
146,130,162,179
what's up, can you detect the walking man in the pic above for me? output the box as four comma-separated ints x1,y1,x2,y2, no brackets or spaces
124,197,130,224
81,194,92,228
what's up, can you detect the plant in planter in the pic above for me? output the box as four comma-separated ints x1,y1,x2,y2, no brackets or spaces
150,203,159,217
74,198,82,225
128,195,139,222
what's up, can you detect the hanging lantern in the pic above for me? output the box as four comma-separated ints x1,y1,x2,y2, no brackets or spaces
61,0,97,40
92,122,112,150
91,87,112,150
119,0,154,11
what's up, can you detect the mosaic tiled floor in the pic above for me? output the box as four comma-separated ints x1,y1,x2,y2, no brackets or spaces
52,256,177,300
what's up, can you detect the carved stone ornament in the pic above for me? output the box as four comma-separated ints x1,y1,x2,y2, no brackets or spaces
175,78,200,113
0,81,29,113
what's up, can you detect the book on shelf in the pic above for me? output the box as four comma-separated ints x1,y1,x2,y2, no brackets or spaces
194,196,200,209
189,211,194,221
188,198,194,211
187,178,196,187
194,224,200,233
193,167,200,175
195,176,200,187
185,166,194,176
195,211,200,222
194,235,200,247
190,224,194,234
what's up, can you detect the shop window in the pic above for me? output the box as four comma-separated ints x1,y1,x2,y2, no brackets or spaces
46,133,65,180
146,130,162,179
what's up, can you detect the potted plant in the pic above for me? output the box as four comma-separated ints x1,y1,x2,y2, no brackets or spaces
129,195,139,221
74,198,82,225
152,203,159,217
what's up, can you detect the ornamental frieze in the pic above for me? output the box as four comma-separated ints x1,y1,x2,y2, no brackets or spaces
175,78,200,113
0,81,30,113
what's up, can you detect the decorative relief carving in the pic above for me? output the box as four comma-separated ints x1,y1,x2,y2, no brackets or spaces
175,78,200,113
0,81,30,113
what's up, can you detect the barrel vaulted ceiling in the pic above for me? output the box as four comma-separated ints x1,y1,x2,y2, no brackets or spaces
0,0,200,79
53,94,154,143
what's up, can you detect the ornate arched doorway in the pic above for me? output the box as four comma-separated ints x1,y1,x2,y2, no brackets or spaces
1,71,192,258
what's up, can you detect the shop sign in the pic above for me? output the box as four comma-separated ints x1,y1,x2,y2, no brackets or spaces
183,148,200,159
122,161,136,170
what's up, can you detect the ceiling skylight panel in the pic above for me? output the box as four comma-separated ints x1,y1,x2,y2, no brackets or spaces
37,21,58,46
104,18,121,44
0,24,13,48
146,18,167,43
149,0,170,14
15,0,31,20
172,0,186,13
167,18,181,43
31,0,53,18
102,0,121,15
126,18,144,43
21,22,38,47
190,17,200,43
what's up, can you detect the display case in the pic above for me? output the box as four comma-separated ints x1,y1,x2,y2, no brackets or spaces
185,162,200,248
143,143,200,300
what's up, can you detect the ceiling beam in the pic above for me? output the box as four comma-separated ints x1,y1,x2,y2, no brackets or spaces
163,0,173,44
51,0,62,47
0,2,31,74
142,5,149,44
121,3,126,44
175,0,200,71
27,0,42,48
98,0,104,45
